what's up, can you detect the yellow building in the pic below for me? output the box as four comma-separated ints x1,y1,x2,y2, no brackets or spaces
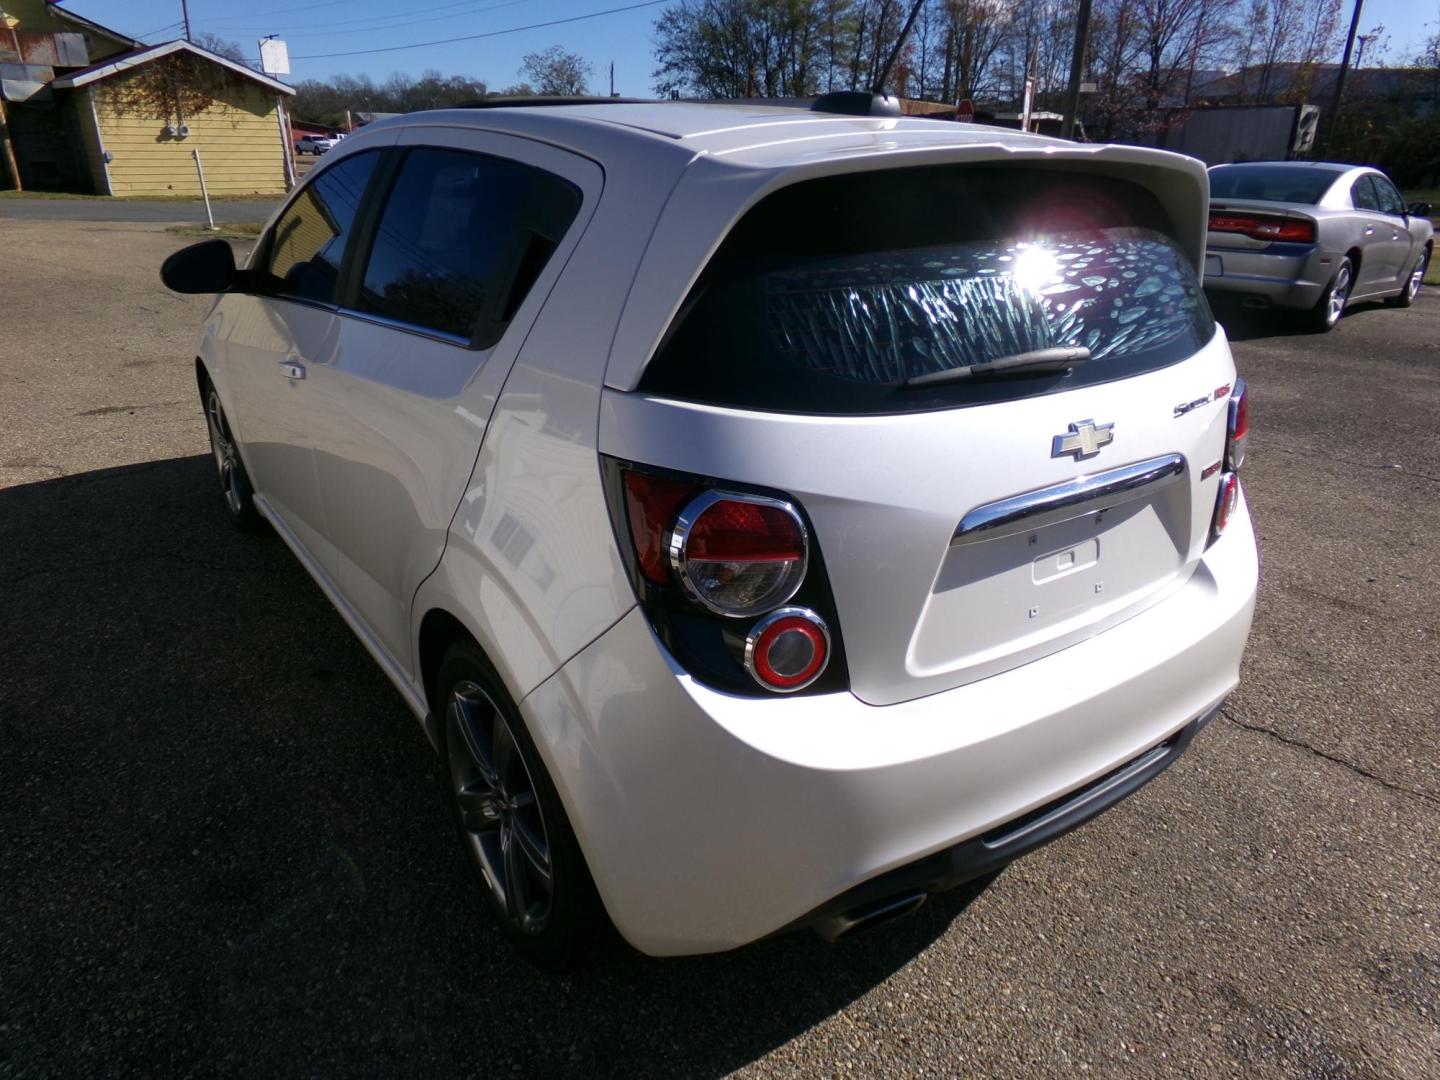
1,5,294,196
52,40,296,197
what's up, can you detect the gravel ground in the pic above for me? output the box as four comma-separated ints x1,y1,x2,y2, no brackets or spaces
1,218,1437,1078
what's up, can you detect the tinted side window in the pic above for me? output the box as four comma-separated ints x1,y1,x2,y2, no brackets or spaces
355,147,581,343
267,151,379,304
1372,175,1405,216
1351,176,1381,211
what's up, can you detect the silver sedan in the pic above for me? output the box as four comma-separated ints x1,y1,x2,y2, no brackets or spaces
1203,161,1433,330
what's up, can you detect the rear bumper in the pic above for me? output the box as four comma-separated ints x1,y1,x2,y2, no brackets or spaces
522,496,1258,956
783,702,1218,941
1203,244,1330,308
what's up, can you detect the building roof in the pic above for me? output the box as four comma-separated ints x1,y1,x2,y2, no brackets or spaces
45,3,144,52
1191,64,1429,101
51,39,295,95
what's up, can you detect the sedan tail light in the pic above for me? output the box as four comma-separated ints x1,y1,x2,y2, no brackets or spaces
1208,211,1316,244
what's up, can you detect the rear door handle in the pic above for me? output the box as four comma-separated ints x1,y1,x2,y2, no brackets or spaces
1363,226,1375,236
279,358,306,380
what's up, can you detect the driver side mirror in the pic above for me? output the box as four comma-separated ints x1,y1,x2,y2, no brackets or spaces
1407,201,1432,218
160,238,248,294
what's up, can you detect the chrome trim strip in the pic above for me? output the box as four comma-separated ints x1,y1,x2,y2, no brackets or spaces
336,307,475,349
954,453,1186,544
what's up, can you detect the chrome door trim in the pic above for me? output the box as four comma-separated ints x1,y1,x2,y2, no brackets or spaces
336,307,476,349
954,453,1186,544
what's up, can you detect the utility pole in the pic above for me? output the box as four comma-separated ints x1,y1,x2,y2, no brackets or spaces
609,61,615,97
1325,0,1364,153
0,8,22,190
1061,0,1094,141
180,0,192,42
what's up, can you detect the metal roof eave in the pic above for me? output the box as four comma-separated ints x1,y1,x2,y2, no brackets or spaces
50,40,295,96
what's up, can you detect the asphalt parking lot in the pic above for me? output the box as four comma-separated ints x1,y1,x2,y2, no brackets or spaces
2,218,1437,1078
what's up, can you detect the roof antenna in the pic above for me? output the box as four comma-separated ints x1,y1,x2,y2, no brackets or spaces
871,0,926,95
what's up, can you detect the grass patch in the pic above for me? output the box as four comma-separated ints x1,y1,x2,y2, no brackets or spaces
167,222,264,240
1425,259,1440,287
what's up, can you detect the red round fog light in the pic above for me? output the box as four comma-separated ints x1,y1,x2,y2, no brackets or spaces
744,607,830,692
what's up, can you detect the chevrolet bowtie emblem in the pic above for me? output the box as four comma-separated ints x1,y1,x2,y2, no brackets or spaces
1051,419,1115,461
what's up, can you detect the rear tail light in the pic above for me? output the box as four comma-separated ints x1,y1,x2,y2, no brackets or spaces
745,607,830,691
1227,377,1249,471
621,470,696,584
1211,472,1241,540
1208,212,1316,244
669,491,807,617
607,459,846,696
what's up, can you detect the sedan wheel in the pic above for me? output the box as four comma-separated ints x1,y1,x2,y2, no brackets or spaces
1308,259,1352,331
1389,249,1428,308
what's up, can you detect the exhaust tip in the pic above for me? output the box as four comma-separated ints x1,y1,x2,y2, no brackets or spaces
815,890,929,942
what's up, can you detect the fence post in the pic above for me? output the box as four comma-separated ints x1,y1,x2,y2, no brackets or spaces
192,146,215,230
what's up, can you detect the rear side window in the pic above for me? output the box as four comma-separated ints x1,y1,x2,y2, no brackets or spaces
640,167,1215,414
1351,176,1381,211
266,150,379,304
354,147,580,345
1208,164,1341,205
1371,175,1405,216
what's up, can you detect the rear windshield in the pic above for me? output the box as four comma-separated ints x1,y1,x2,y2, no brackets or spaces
1209,164,1341,205
640,166,1214,415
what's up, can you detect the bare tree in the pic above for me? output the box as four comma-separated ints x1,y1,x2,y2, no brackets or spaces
192,32,249,66
520,46,593,96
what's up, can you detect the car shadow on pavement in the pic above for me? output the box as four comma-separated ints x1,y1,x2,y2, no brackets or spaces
0,454,992,1078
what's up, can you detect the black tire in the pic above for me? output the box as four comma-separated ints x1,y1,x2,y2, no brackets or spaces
1306,258,1352,332
434,638,597,970
201,378,264,532
1387,247,1429,308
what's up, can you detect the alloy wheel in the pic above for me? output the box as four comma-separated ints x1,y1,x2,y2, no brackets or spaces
446,680,554,934
205,389,244,515
1409,257,1426,300
1326,265,1350,326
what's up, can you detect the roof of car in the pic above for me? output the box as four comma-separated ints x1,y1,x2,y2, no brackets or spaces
1209,161,1351,172
359,101,1069,169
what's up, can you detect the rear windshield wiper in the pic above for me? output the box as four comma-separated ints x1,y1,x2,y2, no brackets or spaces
899,346,1091,390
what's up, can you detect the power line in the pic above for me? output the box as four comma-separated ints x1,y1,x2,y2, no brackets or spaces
188,0,359,23
195,0,534,40
288,0,669,60
134,20,185,39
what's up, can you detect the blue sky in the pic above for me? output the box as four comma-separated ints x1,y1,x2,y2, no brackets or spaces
62,0,673,93
61,0,1439,93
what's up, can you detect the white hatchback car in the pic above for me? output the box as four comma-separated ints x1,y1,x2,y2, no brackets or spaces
162,97,1258,966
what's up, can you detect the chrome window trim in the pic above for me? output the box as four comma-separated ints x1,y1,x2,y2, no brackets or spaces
335,307,476,349
954,453,1186,544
